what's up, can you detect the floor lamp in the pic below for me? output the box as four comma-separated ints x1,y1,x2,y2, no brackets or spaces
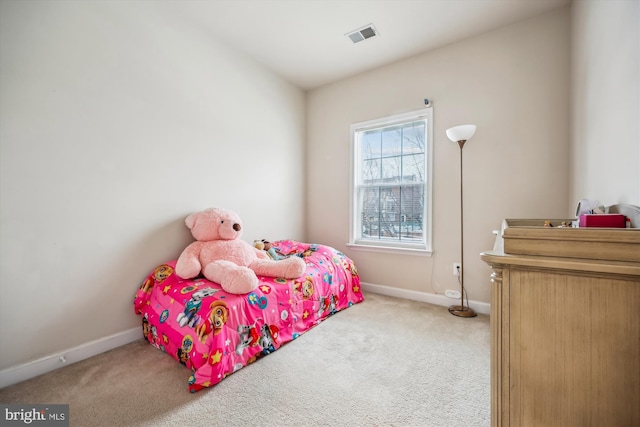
446,124,477,318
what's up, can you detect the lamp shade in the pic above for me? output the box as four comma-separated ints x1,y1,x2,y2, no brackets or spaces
446,125,476,142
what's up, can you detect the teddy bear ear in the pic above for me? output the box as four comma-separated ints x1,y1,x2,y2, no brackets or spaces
185,212,198,229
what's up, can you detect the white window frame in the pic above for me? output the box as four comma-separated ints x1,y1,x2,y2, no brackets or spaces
348,107,433,255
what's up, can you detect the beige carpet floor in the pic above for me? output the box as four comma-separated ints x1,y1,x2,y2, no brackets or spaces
0,292,491,426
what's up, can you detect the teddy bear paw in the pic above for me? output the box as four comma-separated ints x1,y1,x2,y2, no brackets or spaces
280,256,306,278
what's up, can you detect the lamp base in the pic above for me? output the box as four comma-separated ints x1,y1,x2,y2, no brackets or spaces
448,305,477,318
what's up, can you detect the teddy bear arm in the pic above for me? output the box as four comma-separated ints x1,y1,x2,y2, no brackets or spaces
250,257,306,279
175,242,203,279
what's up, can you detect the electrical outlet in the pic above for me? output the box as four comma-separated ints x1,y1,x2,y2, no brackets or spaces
445,289,461,299
453,263,461,275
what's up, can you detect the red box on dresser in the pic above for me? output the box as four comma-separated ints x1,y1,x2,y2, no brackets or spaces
579,213,626,228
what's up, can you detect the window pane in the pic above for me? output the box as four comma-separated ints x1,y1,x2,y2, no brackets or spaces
402,154,424,182
379,187,400,240
362,130,381,160
362,159,381,183
402,122,425,154
381,156,401,182
361,187,380,238
400,185,424,241
381,126,402,158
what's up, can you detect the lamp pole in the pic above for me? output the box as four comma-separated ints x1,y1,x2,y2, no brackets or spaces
445,124,477,317
459,140,465,310
448,138,477,317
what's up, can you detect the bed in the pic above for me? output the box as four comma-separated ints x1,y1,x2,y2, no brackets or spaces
134,240,363,392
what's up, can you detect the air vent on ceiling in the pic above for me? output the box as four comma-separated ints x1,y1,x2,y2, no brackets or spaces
346,24,379,44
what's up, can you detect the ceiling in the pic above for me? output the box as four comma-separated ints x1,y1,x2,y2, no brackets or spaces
155,0,571,90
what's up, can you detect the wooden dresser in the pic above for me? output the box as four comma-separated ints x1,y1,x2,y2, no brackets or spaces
481,219,640,427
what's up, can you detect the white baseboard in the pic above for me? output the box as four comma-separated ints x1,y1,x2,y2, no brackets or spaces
360,282,491,315
0,327,142,389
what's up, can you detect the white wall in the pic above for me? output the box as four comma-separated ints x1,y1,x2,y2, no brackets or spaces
306,8,571,304
570,0,640,208
0,1,306,372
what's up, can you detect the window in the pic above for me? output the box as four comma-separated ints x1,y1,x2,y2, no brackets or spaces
349,108,433,254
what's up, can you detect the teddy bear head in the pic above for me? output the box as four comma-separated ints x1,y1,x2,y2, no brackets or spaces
185,208,244,242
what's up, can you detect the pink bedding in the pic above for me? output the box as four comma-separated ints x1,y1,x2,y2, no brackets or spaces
134,240,363,392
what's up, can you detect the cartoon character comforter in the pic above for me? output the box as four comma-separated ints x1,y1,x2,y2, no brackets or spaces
134,240,363,392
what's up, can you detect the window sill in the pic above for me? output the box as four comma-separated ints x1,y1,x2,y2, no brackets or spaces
345,243,433,256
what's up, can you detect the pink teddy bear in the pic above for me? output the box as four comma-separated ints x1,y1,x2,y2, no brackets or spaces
175,208,307,294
